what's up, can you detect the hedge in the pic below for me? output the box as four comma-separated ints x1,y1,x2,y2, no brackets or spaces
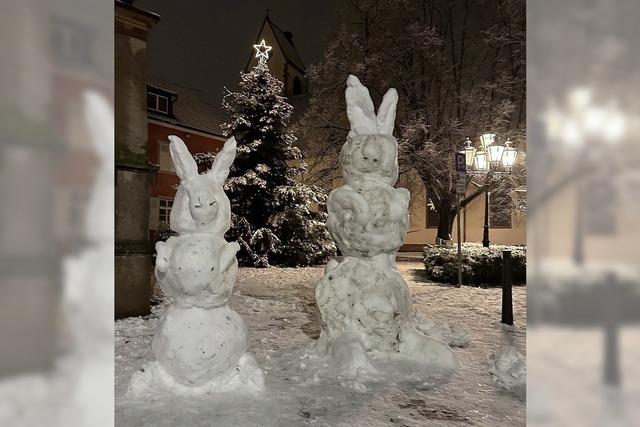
423,243,526,286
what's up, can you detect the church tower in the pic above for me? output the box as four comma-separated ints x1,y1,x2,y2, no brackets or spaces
246,14,308,99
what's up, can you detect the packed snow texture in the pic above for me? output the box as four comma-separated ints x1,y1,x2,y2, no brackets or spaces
128,136,264,396
488,345,526,398
116,262,526,426
316,75,458,374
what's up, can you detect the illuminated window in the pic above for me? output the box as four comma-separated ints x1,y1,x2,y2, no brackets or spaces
50,17,92,66
427,208,439,229
159,199,173,226
158,141,176,173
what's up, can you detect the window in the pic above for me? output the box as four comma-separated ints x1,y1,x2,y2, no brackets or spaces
50,17,92,66
147,92,169,114
293,76,302,96
489,191,512,228
158,141,175,173
427,208,440,229
159,199,173,226
584,173,617,235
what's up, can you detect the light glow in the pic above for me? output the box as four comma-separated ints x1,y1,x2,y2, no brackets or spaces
603,104,626,143
479,133,495,150
463,137,476,169
474,150,488,171
502,139,518,169
253,39,272,62
488,142,505,164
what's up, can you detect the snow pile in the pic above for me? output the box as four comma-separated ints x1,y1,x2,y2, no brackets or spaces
413,314,470,347
128,136,263,397
488,345,526,398
129,354,263,398
315,76,458,378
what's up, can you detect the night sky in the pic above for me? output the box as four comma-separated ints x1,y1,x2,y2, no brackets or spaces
136,0,344,103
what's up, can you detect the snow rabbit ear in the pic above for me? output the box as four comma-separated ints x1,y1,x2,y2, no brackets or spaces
169,135,198,180
345,75,398,136
206,137,237,185
376,88,398,135
345,75,377,136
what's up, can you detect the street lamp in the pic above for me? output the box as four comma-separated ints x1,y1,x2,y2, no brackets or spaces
464,137,476,169
502,139,518,170
488,140,506,165
474,150,489,171
544,88,626,265
480,133,495,150
465,134,518,248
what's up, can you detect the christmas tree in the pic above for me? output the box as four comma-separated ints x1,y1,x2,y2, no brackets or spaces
221,47,335,267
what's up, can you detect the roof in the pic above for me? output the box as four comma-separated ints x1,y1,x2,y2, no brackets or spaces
115,0,160,21
268,17,305,73
146,77,227,137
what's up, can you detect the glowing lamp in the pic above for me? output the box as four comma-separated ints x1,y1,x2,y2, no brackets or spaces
474,150,488,171
463,137,476,169
487,140,505,164
502,139,518,169
479,133,495,150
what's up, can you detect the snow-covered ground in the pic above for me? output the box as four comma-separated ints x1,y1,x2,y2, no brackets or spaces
116,261,526,426
528,326,640,426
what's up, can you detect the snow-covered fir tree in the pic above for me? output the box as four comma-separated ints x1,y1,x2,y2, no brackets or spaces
222,59,336,267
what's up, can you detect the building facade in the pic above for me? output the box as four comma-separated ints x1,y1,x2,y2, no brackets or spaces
398,170,527,251
115,0,159,318
145,78,227,241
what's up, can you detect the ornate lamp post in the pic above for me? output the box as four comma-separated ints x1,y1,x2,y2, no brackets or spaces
463,134,518,248
544,88,625,264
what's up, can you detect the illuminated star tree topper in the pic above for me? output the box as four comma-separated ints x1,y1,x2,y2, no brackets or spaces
253,39,272,63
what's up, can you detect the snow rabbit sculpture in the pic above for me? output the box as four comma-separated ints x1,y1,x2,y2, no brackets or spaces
129,136,264,395
315,75,458,376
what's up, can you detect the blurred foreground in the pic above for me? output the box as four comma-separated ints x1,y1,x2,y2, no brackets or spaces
529,0,640,425
0,1,113,425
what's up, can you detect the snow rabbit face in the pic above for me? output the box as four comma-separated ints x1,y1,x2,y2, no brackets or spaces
341,133,398,186
183,181,220,226
342,75,399,186
168,135,236,235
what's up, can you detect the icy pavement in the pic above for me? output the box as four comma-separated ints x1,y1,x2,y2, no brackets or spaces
116,261,526,426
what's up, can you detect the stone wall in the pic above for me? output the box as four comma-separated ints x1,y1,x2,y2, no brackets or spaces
114,2,159,318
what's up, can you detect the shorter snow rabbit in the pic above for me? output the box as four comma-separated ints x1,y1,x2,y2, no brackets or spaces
129,136,264,395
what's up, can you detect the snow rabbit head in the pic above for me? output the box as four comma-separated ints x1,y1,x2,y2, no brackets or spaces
341,75,399,186
168,135,236,235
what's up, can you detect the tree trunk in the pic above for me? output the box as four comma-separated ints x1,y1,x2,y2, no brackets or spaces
436,206,455,242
